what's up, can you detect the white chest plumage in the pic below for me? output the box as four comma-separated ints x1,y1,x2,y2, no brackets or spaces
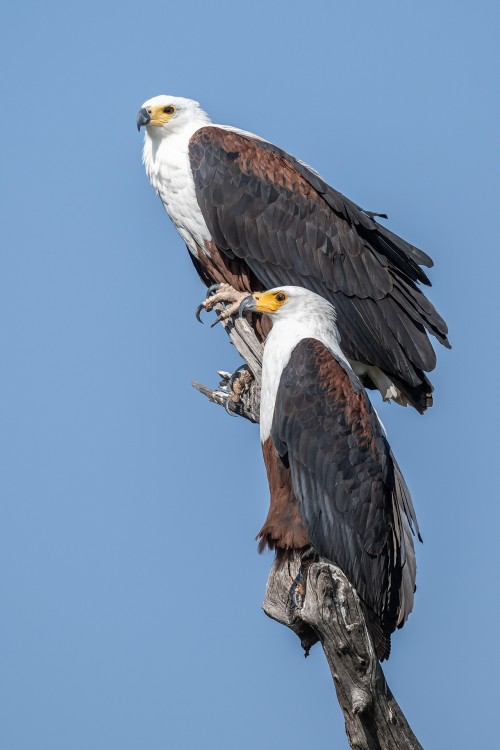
142,123,212,257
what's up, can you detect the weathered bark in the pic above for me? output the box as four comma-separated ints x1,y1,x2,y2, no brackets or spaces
263,553,423,750
193,309,423,750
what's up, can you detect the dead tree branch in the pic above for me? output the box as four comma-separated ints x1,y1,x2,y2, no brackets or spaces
192,314,263,423
264,553,423,750
192,311,423,750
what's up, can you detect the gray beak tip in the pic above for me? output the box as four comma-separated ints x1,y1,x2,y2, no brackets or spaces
136,108,151,131
238,295,256,318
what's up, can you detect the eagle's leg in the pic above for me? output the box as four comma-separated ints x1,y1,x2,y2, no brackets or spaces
195,283,249,327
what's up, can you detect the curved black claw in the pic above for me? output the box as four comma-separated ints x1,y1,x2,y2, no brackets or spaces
206,283,222,298
229,365,249,392
224,396,238,417
210,311,226,328
195,303,205,324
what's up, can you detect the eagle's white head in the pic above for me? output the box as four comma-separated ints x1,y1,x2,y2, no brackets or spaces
240,285,344,359
240,287,347,442
240,286,339,330
136,95,210,139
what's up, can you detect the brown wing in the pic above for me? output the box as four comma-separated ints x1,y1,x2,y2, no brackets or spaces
270,338,418,644
189,126,450,411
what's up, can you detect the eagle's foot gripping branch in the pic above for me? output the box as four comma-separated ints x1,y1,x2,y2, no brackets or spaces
288,568,307,611
215,367,254,416
195,283,249,328
227,365,254,404
286,550,317,614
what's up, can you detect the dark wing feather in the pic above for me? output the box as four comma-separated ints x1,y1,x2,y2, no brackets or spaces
271,338,417,638
189,127,450,411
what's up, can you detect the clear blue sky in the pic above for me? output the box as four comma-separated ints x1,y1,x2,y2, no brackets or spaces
1,1,498,748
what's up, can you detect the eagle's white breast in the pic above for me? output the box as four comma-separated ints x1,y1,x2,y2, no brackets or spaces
142,119,212,258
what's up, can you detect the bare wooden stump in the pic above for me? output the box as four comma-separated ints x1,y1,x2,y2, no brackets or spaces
263,553,423,750
193,307,423,750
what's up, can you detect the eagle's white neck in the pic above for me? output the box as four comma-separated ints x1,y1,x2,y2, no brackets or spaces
260,312,349,443
142,115,212,256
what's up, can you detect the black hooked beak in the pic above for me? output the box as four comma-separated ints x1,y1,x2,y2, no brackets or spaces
238,295,257,317
136,108,151,131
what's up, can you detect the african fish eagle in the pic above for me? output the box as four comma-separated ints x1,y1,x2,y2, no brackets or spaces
137,95,450,413
238,286,420,660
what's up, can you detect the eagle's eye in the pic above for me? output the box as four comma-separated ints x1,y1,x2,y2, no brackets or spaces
275,292,286,302
163,105,175,115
